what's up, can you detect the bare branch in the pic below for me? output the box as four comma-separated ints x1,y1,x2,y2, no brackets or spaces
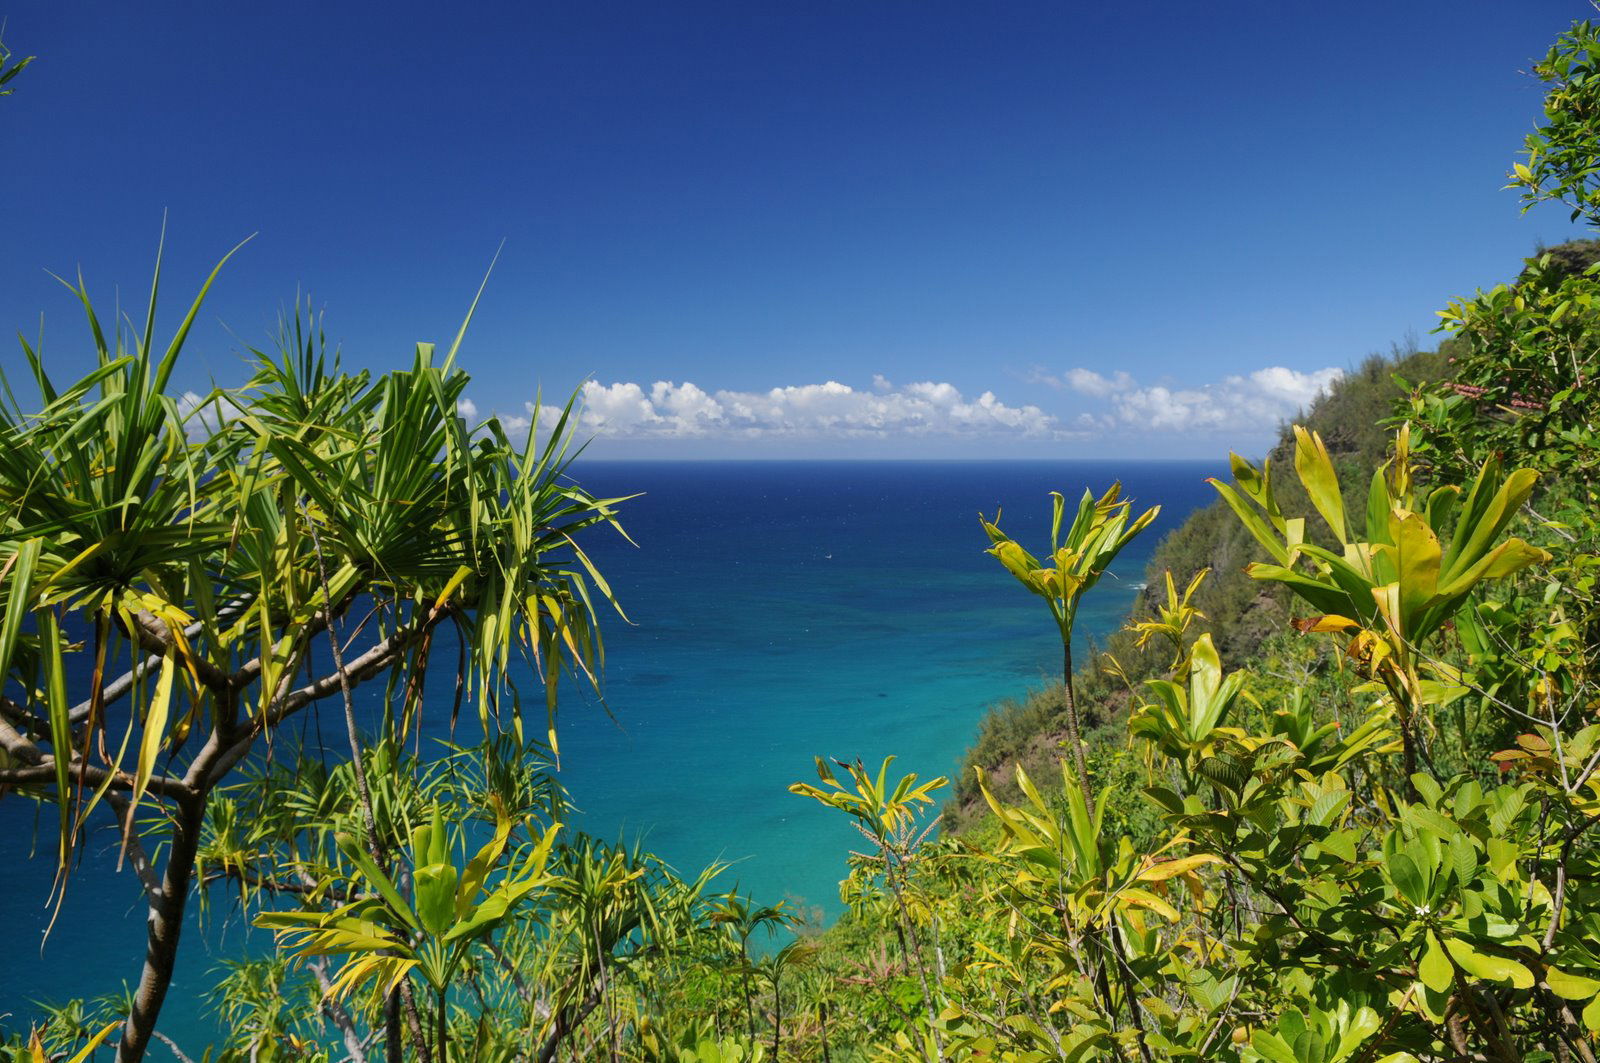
105,792,162,903
0,757,195,802
309,956,370,1063
129,610,232,692
152,1030,199,1063
0,706,43,764
197,612,441,791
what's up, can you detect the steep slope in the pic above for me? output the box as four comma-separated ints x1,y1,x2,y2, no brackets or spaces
949,341,1452,822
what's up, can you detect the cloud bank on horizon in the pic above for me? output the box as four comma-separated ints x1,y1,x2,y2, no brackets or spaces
466,364,1344,450
1048,365,1346,434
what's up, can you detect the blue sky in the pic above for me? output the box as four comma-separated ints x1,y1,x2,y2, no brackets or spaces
0,1,1590,457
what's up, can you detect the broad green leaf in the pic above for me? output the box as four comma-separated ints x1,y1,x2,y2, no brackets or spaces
1584,993,1600,1034
414,862,459,935
1443,937,1533,989
1419,932,1453,993
1388,852,1425,907
335,832,419,932
1545,966,1600,1000
1250,1031,1299,1063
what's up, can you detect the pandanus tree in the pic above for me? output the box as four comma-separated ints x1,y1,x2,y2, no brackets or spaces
0,248,626,1059
706,891,791,1045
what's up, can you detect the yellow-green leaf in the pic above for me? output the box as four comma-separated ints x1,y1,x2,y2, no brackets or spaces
1419,932,1453,993
1443,937,1533,989
132,648,177,809
1293,426,1348,544
1546,965,1600,1001
1137,853,1221,882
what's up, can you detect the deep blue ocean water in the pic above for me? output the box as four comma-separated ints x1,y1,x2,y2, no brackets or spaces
0,459,1224,1044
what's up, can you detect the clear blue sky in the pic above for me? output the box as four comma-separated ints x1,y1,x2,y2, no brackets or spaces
0,1,1590,457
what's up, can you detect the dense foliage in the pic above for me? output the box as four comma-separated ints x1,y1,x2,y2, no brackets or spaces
4,15,1600,1063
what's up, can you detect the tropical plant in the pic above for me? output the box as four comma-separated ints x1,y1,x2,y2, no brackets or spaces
707,892,792,1045
258,801,560,1063
791,757,948,1062
0,30,32,97
980,486,1158,815
0,249,627,1059
1211,424,1550,787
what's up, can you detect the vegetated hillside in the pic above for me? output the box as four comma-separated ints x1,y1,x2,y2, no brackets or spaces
947,341,1450,824
949,237,1600,826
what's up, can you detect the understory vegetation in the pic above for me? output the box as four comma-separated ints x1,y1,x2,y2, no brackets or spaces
4,16,1600,1063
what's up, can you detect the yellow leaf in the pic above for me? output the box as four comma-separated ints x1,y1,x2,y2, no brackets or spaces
60,1021,120,1063
132,648,177,809
1118,887,1180,921
1137,853,1221,882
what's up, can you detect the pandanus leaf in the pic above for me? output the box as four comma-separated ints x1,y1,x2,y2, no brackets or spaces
0,538,41,681
30,1020,120,1063
130,647,177,810
39,609,71,861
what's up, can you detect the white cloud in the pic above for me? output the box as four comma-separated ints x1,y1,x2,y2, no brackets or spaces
456,398,478,419
1063,368,1135,397
489,378,1059,441
474,364,1343,448
1102,366,1343,433
177,389,232,437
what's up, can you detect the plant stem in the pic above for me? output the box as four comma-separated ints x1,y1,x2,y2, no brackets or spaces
772,970,782,1060
116,790,203,1062
306,507,433,1063
742,937,756,1043
1062,639,1096,819
885,847,945,1063
1108,921,1154,1063
437,986,449,1063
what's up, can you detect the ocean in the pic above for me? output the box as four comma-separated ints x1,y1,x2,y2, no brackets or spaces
0,459,1224,1044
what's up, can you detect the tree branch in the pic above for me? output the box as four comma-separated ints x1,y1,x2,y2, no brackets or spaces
201,866,364,904
197,613,441,791
104,792,162,904
309,956,370,1063
129,610,232,693
534,978,606,1063
0,707,43,764
0,757,194,802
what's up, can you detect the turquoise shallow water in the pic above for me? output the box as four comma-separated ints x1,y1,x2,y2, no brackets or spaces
0,459,1223,1044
